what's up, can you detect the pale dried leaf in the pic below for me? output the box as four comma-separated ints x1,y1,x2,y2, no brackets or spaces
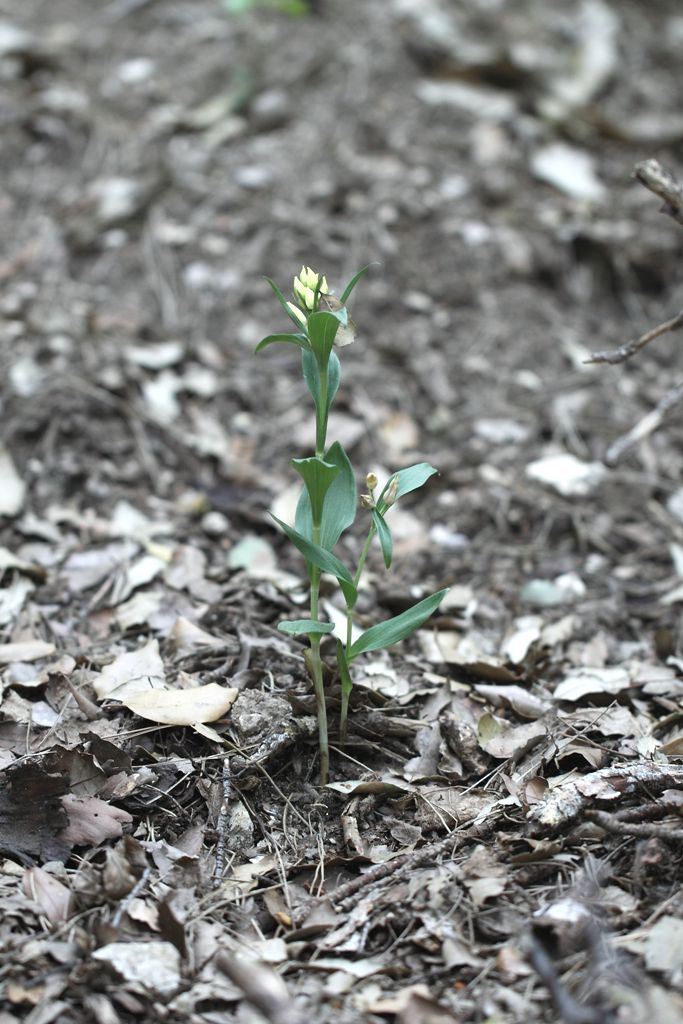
23,866,73,924
553,666,632,702
92,941,181,996
0,444,26,516
93,638,166,699
477,713,546,760
644,916,683,974
168,616,225,656
526,452,607,497
474,684,551,719
122,682,237,725
0,640,56,664
59,794,133,846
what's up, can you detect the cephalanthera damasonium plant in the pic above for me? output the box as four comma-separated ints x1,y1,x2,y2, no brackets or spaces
257,265,448,784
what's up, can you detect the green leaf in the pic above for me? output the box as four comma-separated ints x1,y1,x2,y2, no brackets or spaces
377,463,438,513
302,349,340,422
336,639,353,698
291,456,339,527
339,263,374,305
296,442,357,547
278,619,335,636
320,442,357,548
271,514,357,608
372,509,393,569
265,276,306,330
307,310,343,367
255,332,309,354
348,588,449,660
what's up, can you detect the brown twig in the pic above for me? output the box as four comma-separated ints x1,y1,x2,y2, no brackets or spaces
292,812,499,927
634,158,683,227
584,809,683,841
529,937,606,1024
604,378,683,465
527,762,683,835
585,159,683,368
585,309,683,366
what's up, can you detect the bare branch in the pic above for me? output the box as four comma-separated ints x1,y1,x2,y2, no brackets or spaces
604,378,683,465
634,158,683,227
586,309,683,366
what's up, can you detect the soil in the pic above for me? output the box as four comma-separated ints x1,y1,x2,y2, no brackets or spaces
1,1,683,1022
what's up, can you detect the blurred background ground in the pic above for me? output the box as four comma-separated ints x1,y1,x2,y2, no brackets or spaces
1,1,683,1022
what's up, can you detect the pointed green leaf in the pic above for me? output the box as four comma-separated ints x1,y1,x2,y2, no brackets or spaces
271,514,357,607
265,276,307,330
255,332,309,354
302,349,340,421
307,310,343,367
336,639,353,698
348,588,449,660
320,442,357,548
339,263,374,305
278,619,335,636
291,456,339,527
296,442,357,547
372,510,393,569
377,463,438,513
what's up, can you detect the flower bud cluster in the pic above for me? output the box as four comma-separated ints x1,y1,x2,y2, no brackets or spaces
294,265,329,312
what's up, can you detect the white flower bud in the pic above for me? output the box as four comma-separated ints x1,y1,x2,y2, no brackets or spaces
384,476,399,507
286,301,307,327
366,472,378,491
302,266,317,288
360,494,375,510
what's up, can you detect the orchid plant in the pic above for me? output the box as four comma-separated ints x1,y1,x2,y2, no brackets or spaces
257,266,448,784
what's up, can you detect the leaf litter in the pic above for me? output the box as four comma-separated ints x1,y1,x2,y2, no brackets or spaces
1,1,683,1022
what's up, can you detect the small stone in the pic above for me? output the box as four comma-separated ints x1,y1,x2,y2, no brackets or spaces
201,511,230,537
250,88,291,130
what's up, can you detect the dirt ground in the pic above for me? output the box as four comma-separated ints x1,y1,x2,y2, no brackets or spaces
2,1,683,1022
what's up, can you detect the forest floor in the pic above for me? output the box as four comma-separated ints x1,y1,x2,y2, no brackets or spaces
1,1,683,1022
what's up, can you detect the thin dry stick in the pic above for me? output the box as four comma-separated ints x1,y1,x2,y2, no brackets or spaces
212,757,232,887
586,159,683,367
585,808,683,841
293,813,498,926
529,937,604,1024
604,378,683,465
585,309,683,366
634,158,683,227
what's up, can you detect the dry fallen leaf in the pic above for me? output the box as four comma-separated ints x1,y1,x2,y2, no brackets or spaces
0,444,26,517
644,916,683,975
59,794,133,847
0,640,56,664
553,666,632,702
93,638,166,699
23,866,74,924
477,712,546,760
122,682,238,725
92,941,181,997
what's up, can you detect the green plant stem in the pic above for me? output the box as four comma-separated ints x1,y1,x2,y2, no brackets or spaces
346,522,376,648
315,362,328,458
310,359,329,783
308,531,329,783
339,521,376,744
